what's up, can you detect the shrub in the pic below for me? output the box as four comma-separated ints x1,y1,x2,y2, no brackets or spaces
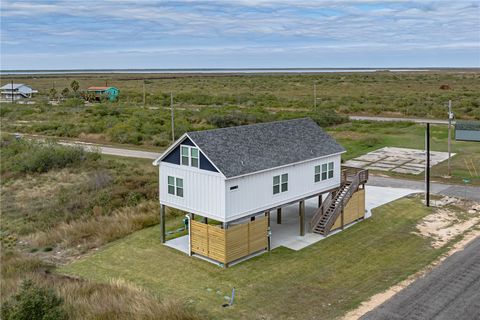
15,143,88,173
1,280,67,320
310,109,349,127
106,122,143,144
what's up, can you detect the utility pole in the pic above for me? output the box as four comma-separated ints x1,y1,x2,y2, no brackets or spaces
313,82,317,110
170,92,175,142
425,123,430,207
143,79,146,108
447,100,453,177
11,80,14,103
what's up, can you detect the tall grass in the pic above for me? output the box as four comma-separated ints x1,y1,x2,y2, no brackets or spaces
29,201,159,251
1,252,203,320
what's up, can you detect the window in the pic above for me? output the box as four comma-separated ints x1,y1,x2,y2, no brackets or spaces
314,165,321,182
316,162,334,182
180,145,199,168
273,174,288,194
168,176,175,195
321,163,328,180
190,148,199,168
176,178,183,197
230,185,238,191
181,146,189,166
328,162,334,179
167,176,183,197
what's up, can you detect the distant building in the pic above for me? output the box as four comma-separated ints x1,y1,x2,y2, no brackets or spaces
85,86,120,101
455,120,480,142
1,83,38,101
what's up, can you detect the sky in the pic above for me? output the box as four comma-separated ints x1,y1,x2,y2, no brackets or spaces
1,0,479,70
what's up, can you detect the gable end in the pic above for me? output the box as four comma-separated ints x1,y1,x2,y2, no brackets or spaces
161,137,218,173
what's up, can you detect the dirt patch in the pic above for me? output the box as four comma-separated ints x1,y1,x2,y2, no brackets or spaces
414,199,480,248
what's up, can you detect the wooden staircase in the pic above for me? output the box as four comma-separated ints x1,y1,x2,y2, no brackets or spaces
310,168,368,236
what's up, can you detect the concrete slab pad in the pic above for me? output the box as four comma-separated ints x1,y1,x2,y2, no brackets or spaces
364,185,419,218
165,235,189,254
343,160,371,168
347,147,454,175
366,165,392,171
392,167,423,174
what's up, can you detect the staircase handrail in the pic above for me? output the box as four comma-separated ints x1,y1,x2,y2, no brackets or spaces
309,192,333,230
323,174,360,231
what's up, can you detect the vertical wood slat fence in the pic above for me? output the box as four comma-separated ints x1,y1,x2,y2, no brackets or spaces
190,216,268,265
331,188,366,230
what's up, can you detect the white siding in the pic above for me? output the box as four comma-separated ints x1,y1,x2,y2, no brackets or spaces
159,162,225,221
224,154,342,221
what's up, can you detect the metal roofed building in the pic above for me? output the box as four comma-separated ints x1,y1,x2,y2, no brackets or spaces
153,118,369,267
1,83,38,101
455,120,480,142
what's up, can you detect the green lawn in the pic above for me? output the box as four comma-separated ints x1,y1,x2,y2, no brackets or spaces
60,196,451,319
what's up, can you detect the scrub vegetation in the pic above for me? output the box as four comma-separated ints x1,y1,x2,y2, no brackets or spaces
1,71,479,147
60,196,473,319
0,136,198,319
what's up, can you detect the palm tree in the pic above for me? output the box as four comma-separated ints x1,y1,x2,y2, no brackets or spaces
61,87,70,99
70,80,80,95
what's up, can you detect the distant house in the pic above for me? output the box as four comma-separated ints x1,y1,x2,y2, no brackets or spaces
1,83,38,101
153,118,369,267
455,120,480,142
85,86,119,101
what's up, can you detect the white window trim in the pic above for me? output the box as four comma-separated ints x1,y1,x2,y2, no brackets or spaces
273,173,288,195
316,161,334,182
180,145,200,168
167,175,184,197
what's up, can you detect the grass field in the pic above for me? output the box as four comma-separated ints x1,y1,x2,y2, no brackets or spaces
60,196,454,320
1,71,479,148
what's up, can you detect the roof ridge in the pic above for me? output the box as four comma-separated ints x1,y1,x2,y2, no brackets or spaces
187,117,313,135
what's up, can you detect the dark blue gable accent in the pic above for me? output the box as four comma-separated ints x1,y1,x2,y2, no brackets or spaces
200,153,218,172
161,137,218,173
162,145,180,165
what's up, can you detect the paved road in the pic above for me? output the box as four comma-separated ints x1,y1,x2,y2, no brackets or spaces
361,237,480,320
368,175,480,201
350,115,450,124
58,141,161,160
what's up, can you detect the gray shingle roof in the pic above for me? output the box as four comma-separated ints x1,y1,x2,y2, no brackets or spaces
187,118,345,178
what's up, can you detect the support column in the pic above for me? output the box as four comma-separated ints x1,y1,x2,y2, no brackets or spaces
299,200,305,236
276,208,282,224
341,207,345,230
202,217,208,224
318,194,323,208
160,204,166,243
266,211,271,251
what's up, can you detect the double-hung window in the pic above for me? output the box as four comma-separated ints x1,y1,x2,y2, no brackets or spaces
315,162,334,182
167,176,183,197
180,145,199,168
273,173,288,194
327,162,334,179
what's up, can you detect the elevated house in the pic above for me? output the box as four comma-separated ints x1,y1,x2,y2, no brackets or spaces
153,118,368,267
1,83,38,101
85,86,119,101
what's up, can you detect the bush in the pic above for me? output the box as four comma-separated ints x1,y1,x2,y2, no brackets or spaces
106,122,143,144
1,280,66,320
16,143,87,173
0,136,99,176
310,109,349,127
